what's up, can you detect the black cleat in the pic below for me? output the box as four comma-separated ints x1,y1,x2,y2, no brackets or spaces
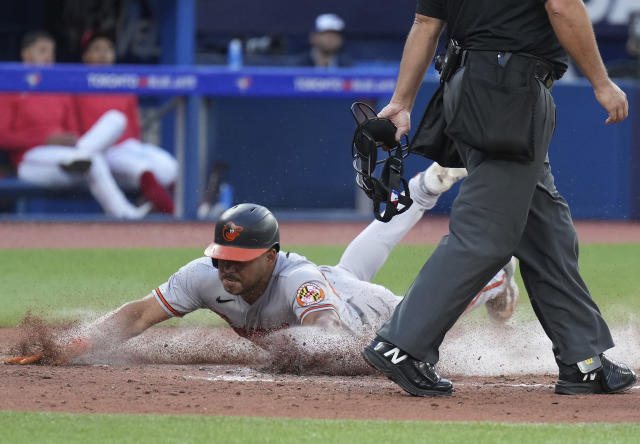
555,354,637,395
60,158,92,174
362,339,453,397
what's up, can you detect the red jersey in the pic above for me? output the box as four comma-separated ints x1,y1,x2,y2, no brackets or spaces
0,93,80,166
73,94,141,143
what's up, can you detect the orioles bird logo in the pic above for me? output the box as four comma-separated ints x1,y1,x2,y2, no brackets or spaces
223,222,244,242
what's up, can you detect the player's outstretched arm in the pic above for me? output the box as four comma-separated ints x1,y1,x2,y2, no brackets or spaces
4,294,171,365
90,293,173,345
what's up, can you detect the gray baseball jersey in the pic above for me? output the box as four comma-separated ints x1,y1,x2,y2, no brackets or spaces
153,251,401,338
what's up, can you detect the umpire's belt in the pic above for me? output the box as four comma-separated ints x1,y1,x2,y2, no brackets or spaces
461,51,555,90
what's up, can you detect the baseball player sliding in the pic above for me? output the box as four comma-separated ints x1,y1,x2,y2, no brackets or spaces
5,163,518,365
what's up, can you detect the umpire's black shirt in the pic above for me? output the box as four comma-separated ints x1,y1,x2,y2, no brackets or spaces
417,0,569,75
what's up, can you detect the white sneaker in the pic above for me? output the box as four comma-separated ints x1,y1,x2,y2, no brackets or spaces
423,162,468,195
485,257,519,323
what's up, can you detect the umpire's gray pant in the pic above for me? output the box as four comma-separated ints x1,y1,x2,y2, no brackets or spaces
377,68,615,366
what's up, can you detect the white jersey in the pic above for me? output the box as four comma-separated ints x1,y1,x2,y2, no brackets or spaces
152,251,402,338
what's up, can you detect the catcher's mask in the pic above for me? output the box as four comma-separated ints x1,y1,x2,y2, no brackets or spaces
350,102,412,222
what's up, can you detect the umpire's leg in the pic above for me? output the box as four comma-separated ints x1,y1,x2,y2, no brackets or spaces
515,165,614,365
376,146,543,363
377,77,555,364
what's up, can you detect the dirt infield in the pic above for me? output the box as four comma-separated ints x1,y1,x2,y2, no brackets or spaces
1,325,639,423
1,218,639,422
2,217,640,248
2,362,638,423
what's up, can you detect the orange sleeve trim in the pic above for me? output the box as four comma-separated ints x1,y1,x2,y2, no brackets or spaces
299,303,336,320
154,287,183,317
479,276,505,293
464,275,506,313
464,292,482,313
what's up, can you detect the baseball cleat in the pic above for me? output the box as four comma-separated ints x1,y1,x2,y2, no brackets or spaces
485,257,519,323
422,162,467,196
362,339,453,397
555,354,637,395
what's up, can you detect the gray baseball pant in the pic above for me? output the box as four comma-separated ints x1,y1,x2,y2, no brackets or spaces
377,67,615,366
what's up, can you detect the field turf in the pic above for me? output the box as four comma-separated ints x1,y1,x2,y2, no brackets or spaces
1,244,639,327
1,244,638,442
1,411,639,444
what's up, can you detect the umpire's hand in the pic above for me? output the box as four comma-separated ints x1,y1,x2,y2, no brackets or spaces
378,102,412,141
594,79,628,124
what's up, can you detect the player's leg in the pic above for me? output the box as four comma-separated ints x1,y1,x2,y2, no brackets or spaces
76,110,127,156
139,142,178,188
336,162,467,282
18,145,86,187
482,256,519,322
462,257,519,322
85,153,152,218
61,110,127,172
105,139,175,214
18,145,148,218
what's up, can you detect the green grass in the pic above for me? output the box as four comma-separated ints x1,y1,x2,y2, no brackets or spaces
1,246,639,438
1,244,639,326
1,411,639,444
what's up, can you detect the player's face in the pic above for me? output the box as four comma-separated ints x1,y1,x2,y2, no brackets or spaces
83,38,116,65
217,249,277,299
311,31,343,54
21,39,55,65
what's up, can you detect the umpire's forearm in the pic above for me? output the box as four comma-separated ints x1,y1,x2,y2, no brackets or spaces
390,14,444,111
545,0,609,88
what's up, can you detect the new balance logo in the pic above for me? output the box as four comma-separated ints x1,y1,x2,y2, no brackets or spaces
582,373,597,382
381,346,408,364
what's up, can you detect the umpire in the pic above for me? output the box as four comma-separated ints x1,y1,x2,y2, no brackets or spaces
362,0,637,396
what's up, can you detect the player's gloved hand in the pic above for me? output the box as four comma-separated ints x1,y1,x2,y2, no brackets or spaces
3,337,93,365
4,353,44,365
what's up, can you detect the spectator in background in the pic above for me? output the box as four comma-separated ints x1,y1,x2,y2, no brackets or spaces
0,30,150,219
197,160,233,220
298,13,352,68
75,31,177,215
607,13,640,79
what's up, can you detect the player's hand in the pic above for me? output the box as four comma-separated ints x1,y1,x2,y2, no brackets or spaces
378,102,411,141
3,338,92,366
594,79,628,124
4,352,44,365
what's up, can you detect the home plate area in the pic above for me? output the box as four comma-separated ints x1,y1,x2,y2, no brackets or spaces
1,324,638,423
